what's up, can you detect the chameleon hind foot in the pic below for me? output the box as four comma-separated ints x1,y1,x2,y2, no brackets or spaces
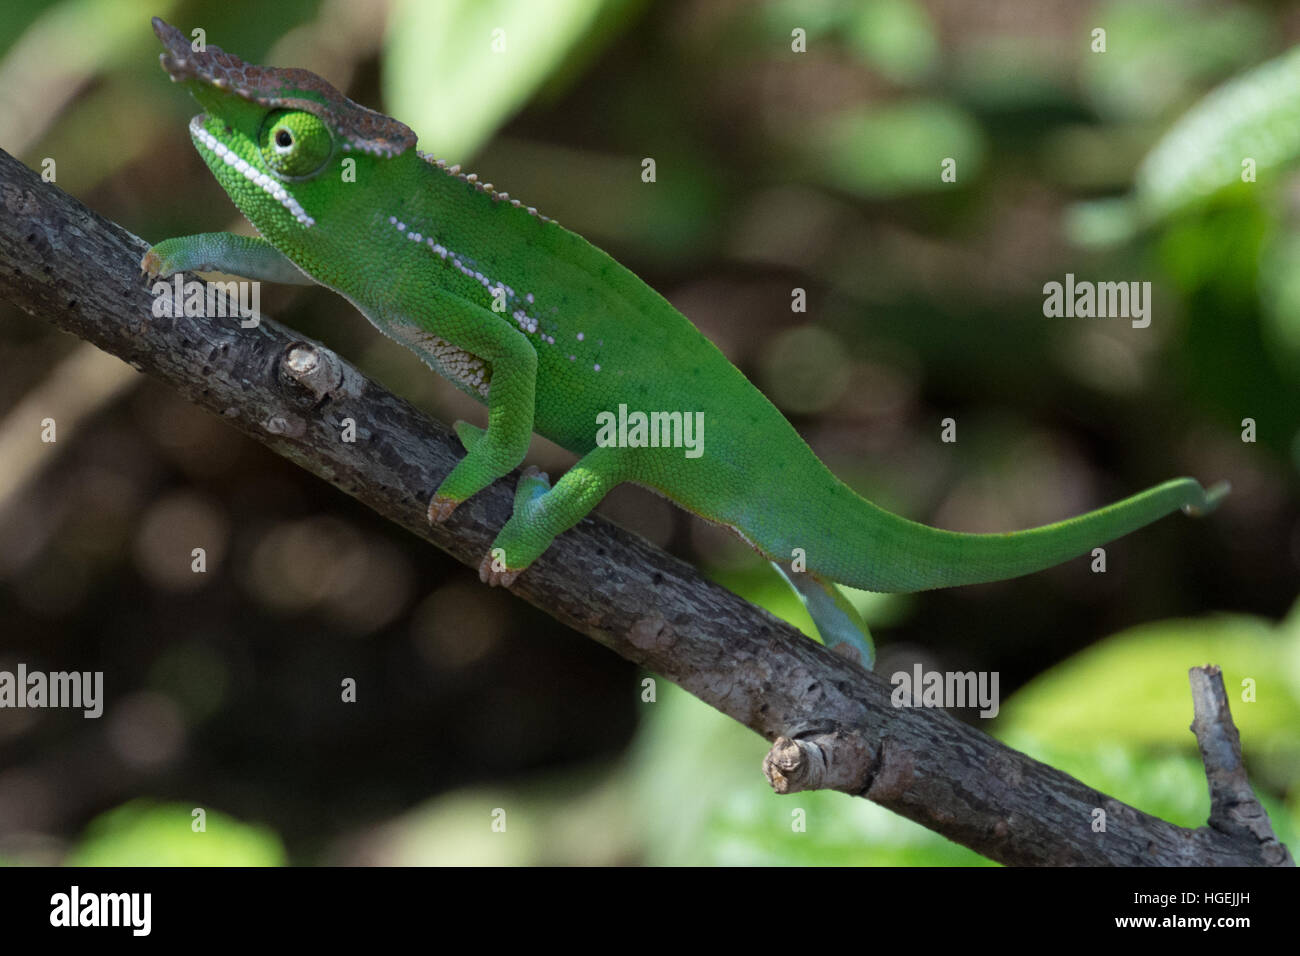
513,465,552,506
480,449,621,587
479,551,522,588
477,467,551,587
428,495,460,524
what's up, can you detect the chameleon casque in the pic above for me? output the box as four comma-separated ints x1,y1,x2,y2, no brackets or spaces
142,18,1227,669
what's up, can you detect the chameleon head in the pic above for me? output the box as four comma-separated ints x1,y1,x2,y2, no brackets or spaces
151,17,416,241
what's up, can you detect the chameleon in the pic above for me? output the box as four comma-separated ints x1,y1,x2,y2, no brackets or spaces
140,18,1227,669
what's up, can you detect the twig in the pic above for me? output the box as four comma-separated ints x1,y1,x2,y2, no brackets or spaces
1189,665,1293,865
0,146,1290,866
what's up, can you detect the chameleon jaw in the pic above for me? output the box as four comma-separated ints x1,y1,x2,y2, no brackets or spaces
188,114,315,227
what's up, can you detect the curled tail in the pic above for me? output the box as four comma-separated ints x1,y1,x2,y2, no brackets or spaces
815,477,1228,594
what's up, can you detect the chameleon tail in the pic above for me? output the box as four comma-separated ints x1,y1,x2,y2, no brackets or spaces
818,477,1228,594
771,563,875,669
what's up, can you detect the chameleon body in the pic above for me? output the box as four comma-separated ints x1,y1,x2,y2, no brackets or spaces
142,19,1227,668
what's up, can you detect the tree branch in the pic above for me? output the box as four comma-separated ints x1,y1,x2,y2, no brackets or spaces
1189,666,1292,863
0,147,1289,866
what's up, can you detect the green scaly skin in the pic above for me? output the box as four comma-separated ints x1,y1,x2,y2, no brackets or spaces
141,19,1228,669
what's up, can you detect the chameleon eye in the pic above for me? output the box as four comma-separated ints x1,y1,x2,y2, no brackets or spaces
259,109,332,178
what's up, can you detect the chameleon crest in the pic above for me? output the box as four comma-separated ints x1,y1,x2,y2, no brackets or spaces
152,17,415,157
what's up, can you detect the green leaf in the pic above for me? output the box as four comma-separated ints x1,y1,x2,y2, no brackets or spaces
383,0,628,161
1135,44,1300,222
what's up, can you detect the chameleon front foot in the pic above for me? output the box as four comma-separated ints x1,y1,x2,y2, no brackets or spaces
140,233,319,284
140,247,167,278
141,244,202,279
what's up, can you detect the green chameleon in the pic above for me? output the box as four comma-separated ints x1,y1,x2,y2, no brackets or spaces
141,18,1227,669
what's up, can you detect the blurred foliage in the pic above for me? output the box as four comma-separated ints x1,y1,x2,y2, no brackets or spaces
1001,605,1300,758
384,0,641,161
804,100,984,198
1080,0,1267,123
1134,45,1300,222
764,0,939,84
65,802,285,866
1259,225,1300,378
0,0,1297,866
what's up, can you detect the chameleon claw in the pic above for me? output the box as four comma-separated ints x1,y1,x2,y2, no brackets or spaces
140,249,163,279
478,552,522,587
830,642,864,668
428,494,461,524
